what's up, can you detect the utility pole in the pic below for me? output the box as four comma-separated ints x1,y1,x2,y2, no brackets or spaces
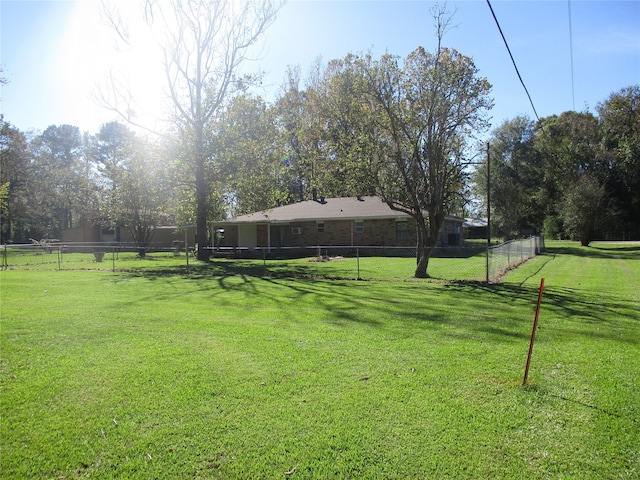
486,142,491,283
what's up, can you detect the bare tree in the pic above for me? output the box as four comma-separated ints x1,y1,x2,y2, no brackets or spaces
101,0,281,260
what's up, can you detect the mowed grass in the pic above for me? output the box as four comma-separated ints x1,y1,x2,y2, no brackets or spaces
0,242,638,478
2,245,488,282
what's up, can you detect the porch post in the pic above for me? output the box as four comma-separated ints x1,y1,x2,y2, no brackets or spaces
267,222,271,253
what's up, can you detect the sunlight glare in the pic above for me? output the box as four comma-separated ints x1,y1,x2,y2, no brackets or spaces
56,0,168,133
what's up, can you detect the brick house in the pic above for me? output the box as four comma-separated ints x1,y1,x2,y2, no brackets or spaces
216,196,464,251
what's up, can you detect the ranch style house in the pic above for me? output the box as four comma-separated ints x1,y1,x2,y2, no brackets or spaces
215,195,464,252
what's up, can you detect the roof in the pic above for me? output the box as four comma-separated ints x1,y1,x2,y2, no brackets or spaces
219,196,463,224
463,218,488,228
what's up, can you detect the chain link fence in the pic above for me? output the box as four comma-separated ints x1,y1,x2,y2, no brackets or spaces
487,235,545,283
0,242,191,272
2,236,544,282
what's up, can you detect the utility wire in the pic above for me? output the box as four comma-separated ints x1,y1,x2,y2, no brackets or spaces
486,0,541,122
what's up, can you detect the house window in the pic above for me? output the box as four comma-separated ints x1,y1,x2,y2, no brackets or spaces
317,222,324,233
354,221,364,234
396,221,408,241
291,226,303,235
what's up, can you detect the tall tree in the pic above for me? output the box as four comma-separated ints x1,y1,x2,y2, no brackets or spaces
0,119,31,242
561,173,607,246
361,40,492,277
275,64,327,201
534,111,605,241
104,0,280,260
474,116,542,238
28,125,94,238
91,122,171,252
216,95,288,215
597,85,640,239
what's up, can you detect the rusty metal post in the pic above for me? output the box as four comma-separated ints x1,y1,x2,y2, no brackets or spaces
523,278,545,385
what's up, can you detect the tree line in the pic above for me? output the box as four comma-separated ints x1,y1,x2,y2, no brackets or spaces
474,84,639,246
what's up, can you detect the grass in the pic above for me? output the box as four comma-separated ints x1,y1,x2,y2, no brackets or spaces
2,247,488,282
0,241,638,478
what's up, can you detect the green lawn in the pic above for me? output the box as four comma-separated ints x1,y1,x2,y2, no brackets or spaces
0,242,638,478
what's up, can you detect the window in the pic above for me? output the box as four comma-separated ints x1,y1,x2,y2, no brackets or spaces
317,222,324,233
291,226,303,235
396,221,408,241
354,221,364,234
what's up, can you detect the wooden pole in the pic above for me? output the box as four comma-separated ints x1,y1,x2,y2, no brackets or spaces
523,278,545,385
486,142,491,283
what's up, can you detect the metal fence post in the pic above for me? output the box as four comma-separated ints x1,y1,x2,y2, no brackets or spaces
485,245,489,283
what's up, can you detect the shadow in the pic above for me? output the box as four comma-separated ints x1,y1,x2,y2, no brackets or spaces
106,245,639,345
546,244,640,261
445,281,639,346
523,384,639,424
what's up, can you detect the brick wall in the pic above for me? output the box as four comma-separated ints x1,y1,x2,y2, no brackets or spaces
223,218,466,248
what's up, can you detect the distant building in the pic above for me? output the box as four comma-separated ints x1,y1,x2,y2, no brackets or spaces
463,218,488,239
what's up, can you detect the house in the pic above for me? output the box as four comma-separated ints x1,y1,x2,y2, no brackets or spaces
215,196,464,252
463,218,488,239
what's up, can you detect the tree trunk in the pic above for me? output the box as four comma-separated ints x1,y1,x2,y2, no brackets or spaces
194,125,209,262
195,173,209,261
414,220,431,278
415,247,430,278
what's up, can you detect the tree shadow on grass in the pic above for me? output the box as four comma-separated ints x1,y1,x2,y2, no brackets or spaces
546,244,640,260
111,252,638,345
445,281,639,346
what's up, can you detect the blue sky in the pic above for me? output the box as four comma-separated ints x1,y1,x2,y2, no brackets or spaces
1,0,639,135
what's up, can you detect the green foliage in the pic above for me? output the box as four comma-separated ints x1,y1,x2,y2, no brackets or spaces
475,86,640,241
0,119,30,242
475,116,542,238
362,44,492,277
216,95,290,215
94,122,172,248
597,85,640,237
27,124,97,238
560,174,608,246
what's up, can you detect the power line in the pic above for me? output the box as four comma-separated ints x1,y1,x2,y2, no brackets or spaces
486,0,541,122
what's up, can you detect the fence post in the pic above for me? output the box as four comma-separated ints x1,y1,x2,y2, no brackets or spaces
485,244,490,283
263,248,267,275
357,248,360,280
523,278,545,385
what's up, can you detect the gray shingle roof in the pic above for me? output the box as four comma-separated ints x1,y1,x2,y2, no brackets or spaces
221,196,411,224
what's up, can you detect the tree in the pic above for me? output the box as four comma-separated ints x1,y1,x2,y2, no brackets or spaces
275,64,328,202
534,111,605,239
275,59,379,200
112,144,170,255
104,0,281,260
216,95,289,215
561,173,607,246
92,122,171,253
360,38,492,277
474,116,542,238
28,125,95,238
0,119,31,242
597,85,640,239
